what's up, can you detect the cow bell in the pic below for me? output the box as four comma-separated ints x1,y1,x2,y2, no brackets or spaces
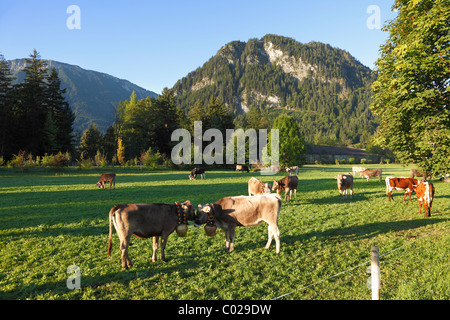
204,225,217,237
176,224,188,237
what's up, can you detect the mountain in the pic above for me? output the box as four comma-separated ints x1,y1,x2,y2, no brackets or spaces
8,59,157,133
172,34,378,147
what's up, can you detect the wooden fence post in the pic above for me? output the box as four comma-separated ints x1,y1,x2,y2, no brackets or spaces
371,246,380,300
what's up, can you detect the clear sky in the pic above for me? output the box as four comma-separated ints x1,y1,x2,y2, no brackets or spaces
0,0,397,94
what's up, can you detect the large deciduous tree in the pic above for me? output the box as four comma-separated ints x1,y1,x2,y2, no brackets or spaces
371,0,450,175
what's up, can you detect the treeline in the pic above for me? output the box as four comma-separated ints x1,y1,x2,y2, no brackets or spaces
78,92,237,166
0,50,75,159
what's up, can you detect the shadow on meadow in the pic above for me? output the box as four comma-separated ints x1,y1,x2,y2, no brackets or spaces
280,217,446,247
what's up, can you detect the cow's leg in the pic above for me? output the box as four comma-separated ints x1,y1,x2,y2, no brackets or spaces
265,226,273,250
120,235,132,269
226,226,236,252
350,188,353,199
425,204,431,217
152,236,159,262
294,189,297,200
160,235,169,262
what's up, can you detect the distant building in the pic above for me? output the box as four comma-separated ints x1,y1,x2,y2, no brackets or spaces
305,144,381,164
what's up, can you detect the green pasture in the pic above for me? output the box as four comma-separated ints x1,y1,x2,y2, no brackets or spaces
0,164,449,300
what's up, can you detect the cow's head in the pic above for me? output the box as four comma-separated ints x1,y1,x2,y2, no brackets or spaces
263,182,271,194
96,181,104,189
272,180,284,193
189,174,196,180
179,200,196,220
334,174,347,190
194,204,214,226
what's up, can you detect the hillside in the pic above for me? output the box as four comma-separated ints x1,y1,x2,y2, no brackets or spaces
172,34,378,147
8,59,157,133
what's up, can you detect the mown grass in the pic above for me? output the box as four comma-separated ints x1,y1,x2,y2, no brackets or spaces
0,164,448,300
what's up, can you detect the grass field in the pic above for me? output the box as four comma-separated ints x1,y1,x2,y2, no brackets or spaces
0,164,449,300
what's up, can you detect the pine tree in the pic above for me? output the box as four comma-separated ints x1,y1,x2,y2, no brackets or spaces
17,49,49,155
46,67,75,153
0,53,15,157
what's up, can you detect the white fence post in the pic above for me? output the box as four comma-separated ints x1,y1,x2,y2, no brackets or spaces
371,246,380,300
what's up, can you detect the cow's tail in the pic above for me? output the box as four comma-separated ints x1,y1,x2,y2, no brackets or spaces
108,205,120,257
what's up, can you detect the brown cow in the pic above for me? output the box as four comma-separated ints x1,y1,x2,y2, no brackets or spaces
416,181,435,217
285,166,299,175
385,176,418,202
107,201,195,269
236,164,250,173
195,194,282,253
248,177,271,196
410,168,431,181
360,169,382,182
334,174,353,200
97,173,116,189
189,167,205,180
272,175,298,201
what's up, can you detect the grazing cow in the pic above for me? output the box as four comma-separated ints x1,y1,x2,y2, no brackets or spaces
416,181,435,217
334,174,353,200
385,176,418,202
189,167,205,180
352,166,366,176
248,177,271,196
195,194,282,253
107,201,196,269
410,168,431,181
272,175,298,201
285,166,299,175
236,164,250,173
360,169,382,182
97,173,116,189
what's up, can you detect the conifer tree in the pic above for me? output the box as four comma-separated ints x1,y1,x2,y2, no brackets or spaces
0,53,15,157
46,67,75,153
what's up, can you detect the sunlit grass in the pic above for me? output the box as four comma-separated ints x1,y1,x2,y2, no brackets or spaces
0,165,448,300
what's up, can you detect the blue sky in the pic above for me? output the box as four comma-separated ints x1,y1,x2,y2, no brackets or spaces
0,0,397,94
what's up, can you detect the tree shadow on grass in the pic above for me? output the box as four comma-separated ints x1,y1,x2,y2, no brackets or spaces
281,218,447,246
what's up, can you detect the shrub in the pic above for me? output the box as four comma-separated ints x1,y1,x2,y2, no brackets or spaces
41,152,70,169
94,150,108,167
8,151,36,169
139,148,162,169
77,153,93,170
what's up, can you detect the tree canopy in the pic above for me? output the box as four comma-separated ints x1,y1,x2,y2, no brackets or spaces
371,0,450,174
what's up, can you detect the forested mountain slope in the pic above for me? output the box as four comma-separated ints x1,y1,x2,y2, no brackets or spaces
172,34,378,147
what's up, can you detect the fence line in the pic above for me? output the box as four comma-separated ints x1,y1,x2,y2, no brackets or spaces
271,221,450,300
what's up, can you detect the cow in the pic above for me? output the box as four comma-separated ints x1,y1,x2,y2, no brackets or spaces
248,177,271,196
410,168,431,181
97,173,116,189
334,174,353,200
236,164,250,173
107,201,196,269
352,166,366,176
385,176,418,202
416,181,435,217
285,166,299,175
195,194,282,253
272,175,298,201
189,167,205,180
360,169,382,182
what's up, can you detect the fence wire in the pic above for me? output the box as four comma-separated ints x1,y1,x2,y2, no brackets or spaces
272,221,450,300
